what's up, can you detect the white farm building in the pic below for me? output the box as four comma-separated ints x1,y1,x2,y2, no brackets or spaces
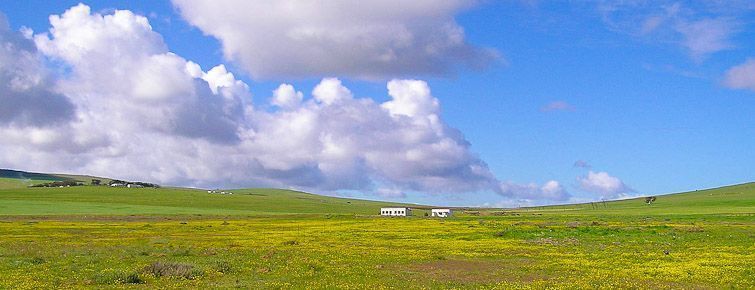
380,207,412,217
431,208,452,217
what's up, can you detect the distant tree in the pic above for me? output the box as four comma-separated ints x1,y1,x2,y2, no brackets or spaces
30,180,83,188
91,179,101,186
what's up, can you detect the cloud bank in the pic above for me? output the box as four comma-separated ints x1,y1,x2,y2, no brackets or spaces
171,0,499,79
0,4,572,203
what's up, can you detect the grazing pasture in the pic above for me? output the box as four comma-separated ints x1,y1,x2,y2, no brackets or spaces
0,180,752,288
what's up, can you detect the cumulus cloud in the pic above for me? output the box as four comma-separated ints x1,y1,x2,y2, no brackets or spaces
0,5,492,196
0,13,75,127
0,4,571,203
723,58,755,91
540,101,575,112
577,171,633,199
171,0,499,79
32,5,249,144
271,84,303,110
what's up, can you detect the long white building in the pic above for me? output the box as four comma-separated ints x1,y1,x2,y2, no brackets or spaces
380,207,412,217
431,208,452,217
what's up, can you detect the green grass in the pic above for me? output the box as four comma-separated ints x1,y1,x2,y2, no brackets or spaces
0,186,412,216
0,169,752,288
0,214,752,288
513,182,755,216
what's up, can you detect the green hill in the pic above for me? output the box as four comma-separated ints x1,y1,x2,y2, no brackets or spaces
514,182,755,215
0,169,415,216
1,169,752,217
0,169,112,189
0,186,415,216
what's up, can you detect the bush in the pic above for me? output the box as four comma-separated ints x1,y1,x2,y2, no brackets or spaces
30,257,45,264
214,261,233,274
144,261,203,279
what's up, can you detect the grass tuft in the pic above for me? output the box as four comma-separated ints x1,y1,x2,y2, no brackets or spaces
144,261,203,279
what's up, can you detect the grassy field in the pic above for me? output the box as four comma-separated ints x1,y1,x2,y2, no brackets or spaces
0,173,752,288
0,186,414,216
515,182,755,216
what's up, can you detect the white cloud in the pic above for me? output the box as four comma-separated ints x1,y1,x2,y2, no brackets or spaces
0,13,75,127
171,0,499,79
383,79,440,118
0,4,533,200
271,84,303,110
312,78,352,105
540,101,575,112
33,4,249,144
577,171,633,199
0,4,573,203
723,58,755,92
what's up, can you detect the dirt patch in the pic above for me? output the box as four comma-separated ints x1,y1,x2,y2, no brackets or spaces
395,259,548,284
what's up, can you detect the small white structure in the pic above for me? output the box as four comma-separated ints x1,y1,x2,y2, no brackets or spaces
208,190,233,195
127,184,143,188
380,207,412,217
431,208,452,218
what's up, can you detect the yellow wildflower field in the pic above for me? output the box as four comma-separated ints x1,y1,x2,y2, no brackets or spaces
1,214,752,289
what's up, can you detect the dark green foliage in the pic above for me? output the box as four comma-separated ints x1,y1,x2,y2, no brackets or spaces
30,180,83,187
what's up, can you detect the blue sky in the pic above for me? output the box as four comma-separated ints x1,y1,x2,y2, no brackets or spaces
1,1,753,207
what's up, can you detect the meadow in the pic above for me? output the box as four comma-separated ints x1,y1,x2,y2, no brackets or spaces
0,176,753,289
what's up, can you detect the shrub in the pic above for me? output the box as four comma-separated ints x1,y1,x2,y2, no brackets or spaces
144,261,203,279
30,257,45,264
214,260,233,274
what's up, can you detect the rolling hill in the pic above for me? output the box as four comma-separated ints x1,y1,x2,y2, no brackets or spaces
0,169,415,216
0,169,752,216
0,169,112,189
515,182,755,215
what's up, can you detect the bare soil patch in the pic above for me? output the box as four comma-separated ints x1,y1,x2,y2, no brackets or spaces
395,259,548,284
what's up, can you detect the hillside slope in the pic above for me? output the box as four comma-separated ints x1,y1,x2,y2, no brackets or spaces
0,186,412,216
517,182,755,215
0,169,112,189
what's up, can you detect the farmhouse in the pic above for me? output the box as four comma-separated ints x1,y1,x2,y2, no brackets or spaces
431,208,452,217
380,207,412,217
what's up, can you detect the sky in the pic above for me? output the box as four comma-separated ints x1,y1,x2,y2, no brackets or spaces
0,1,753,207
